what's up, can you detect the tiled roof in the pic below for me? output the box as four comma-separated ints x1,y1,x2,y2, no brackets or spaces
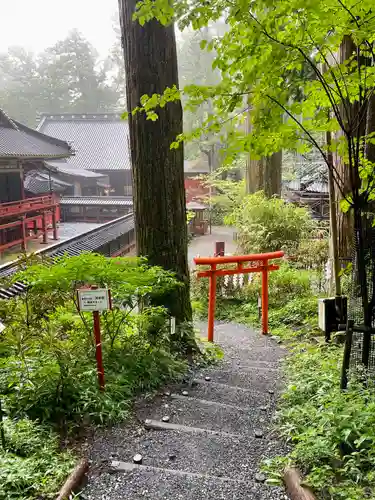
0,109,72,159
38,113,131,171
284,180,328,194
48,214,134,257
25,171,72,194
0,214,135,281
187,201,208,210
61,196,133,206
45,160,105,178
184,158,210,174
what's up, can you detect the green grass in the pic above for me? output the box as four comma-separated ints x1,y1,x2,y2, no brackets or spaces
0,419,76,500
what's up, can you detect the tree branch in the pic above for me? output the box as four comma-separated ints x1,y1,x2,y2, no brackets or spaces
336,0,375,60
265,93,347,198
247,11,347,134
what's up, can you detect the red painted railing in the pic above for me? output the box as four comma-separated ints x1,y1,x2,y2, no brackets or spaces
0,195,58,219
0,195,60,254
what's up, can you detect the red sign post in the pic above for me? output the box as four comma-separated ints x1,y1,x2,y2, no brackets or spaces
194,251,284,342
77,286,112,391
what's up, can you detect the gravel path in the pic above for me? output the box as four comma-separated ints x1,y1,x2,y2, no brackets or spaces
83,322,288,499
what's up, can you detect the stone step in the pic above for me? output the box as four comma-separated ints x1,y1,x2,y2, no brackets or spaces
198,322,280,347
106,427,284,481
199,368,282,393
182,379,277,409
218,343,286,364
84,462,286,500
219,358,281,372
136,394,270,436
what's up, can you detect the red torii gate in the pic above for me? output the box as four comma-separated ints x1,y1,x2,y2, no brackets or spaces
194,251,284,341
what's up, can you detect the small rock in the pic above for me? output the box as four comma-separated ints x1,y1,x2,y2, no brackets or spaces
191,379,199,387
268,389,275,395
133,454,143,464
164,404,169,408
205,376,211,381
162,415,170,422
144,419,151,426
254,429,263,438
182,390,189,396
260,406,268,412
164,391,171,397
255,473,266,483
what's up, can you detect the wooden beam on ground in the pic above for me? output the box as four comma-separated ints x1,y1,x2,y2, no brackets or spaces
284,468,316,500
56,458,88,500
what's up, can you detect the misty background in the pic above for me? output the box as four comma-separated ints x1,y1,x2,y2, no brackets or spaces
0,0,226,160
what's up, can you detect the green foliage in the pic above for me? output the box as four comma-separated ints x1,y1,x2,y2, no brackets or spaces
0,254,187,428
0,254,193,497
0,418,75,499
133,0,375,208
207,178,246,225
263,345,375,499
245,263,312,307
226,192,312,254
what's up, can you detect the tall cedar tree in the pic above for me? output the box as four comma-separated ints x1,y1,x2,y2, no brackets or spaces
118,1,193,337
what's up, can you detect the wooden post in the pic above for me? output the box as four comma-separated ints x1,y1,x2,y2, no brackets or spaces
327,129,341,296
93,310,105,391
207,266,217,342
261,261,269,335
21,217,27,252
341,320,354,390
19,162,25,201
41,212,48,244
215,241,225,257
52,208,58,240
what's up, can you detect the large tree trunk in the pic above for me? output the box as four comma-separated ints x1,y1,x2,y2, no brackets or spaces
118,1,193,332
366,92,375,164
245,104,281,195
335,36,357,261
245,153,282,196
264,151,282,197
246,156,264,193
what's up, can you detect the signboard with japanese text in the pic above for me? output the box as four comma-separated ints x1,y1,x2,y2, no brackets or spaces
77,288,111,312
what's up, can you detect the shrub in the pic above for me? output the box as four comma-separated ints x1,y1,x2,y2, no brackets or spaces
0,418,75,499
242,263,312,307
263,345,375,499
226,191,312,254
0,254,187,428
